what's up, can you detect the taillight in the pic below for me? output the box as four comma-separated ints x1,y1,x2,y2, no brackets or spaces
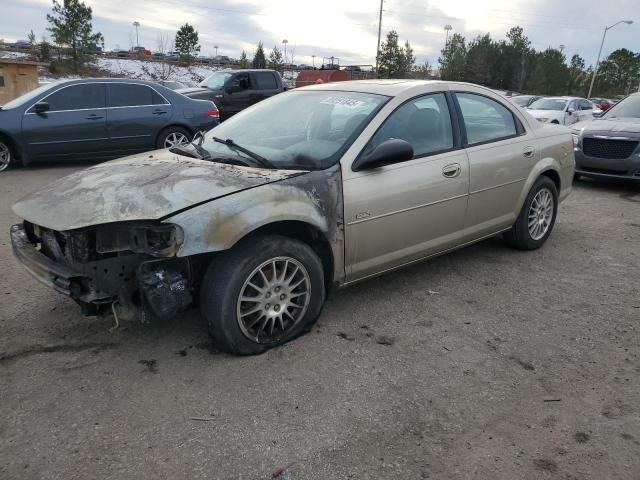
207,108,219,119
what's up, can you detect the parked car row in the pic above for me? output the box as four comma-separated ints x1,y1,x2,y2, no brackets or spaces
0,79,219,171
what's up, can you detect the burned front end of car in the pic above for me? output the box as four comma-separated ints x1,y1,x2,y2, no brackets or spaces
11,220,193,321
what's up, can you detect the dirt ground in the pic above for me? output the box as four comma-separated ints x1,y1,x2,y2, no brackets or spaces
0,164,639,480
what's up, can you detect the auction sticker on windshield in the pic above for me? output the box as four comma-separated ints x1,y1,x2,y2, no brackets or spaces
320,96,365,108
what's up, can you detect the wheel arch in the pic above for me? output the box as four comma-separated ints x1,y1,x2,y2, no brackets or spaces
515,158,562,215
156,123,195,145
0,131,20,160
235,220,335,297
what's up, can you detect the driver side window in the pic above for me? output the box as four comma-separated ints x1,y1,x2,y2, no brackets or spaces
367,93,454,159
231,74,250,91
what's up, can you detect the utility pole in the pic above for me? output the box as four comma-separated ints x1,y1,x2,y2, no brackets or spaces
312,54,316,68
375,0,383,77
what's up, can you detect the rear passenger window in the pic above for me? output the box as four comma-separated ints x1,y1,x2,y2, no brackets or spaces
44,84,105,111
456,93,517,145
368,93,453,158
254,72,278,90
108,83,166,107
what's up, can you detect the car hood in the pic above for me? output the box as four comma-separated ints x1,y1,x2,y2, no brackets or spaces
572,117,640,135
527,109,563,118
13,150,304,231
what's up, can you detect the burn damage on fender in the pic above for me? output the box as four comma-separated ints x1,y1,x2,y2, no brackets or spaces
11,155,344,322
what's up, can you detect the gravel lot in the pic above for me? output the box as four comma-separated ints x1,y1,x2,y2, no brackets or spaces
1,164,639,480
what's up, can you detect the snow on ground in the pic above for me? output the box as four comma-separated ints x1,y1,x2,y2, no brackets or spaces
29,55,300,87
94,58,224,83
0,50,33,60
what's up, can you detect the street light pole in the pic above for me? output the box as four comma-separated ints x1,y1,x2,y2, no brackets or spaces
132,21,140,48
444,24,452,48
587,20,633,98
282,39,288,64
312,54,316,68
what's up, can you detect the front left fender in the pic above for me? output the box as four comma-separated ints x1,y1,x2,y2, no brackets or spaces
165,164,345,279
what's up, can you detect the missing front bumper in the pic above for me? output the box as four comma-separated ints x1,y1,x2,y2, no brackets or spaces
10,223,85,296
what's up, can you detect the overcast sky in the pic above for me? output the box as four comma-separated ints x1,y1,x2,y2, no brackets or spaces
2,0,639,67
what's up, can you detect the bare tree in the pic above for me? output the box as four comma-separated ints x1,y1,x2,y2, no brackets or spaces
138,33,177,81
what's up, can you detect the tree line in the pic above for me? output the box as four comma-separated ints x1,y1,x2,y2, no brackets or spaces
18,0,640,95
438,26,640,97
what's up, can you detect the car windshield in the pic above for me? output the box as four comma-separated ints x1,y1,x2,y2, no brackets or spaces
603,94,640,119
529,98,568,111
511,96,531,107
201,90,389,170
1,82,61,109
200,72,233,90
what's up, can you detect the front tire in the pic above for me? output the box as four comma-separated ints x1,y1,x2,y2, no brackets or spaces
156,127,191,149
504,176,558,250
0,139,14,172
200,235,325,355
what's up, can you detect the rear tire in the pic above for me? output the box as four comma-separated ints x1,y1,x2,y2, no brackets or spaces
200,235,325,355
156,126,191,149
0,139,14,172
504,176,558,250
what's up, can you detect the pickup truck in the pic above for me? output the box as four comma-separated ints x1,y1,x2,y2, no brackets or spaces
177,69,284,121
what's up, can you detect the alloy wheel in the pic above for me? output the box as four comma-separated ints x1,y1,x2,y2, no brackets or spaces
236,257,311,344
164,132,189,148
528,187,554,240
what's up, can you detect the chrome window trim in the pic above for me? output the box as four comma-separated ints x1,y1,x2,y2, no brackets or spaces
24,81,171,115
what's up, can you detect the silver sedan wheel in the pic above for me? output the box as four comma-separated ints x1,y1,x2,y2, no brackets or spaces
163,132,189,148
0,142,11,172
236,257,311,344
528,187,554,240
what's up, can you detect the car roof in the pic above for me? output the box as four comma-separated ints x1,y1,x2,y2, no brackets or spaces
53,78,167,86
297,79,496,96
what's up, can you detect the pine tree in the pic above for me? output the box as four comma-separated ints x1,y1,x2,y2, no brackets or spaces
268,46,284,72
239,50,249,68
377,31,414,78
438,33,466,81
46,0,103,72
174,23,200,65
252,42,266,69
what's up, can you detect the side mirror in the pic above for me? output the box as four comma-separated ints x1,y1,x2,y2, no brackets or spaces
567,107,575,115
34,102,50,114
352,139,414,172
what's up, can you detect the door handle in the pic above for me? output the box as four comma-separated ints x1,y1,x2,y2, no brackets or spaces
523,146,535,158
152,110,168,115
85,114,103,120
442,163,461,178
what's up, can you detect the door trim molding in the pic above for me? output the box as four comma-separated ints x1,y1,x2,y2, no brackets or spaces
469,177,526,196
346,192,468,226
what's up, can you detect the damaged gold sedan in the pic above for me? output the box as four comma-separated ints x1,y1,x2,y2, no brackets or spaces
11,80,575,355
